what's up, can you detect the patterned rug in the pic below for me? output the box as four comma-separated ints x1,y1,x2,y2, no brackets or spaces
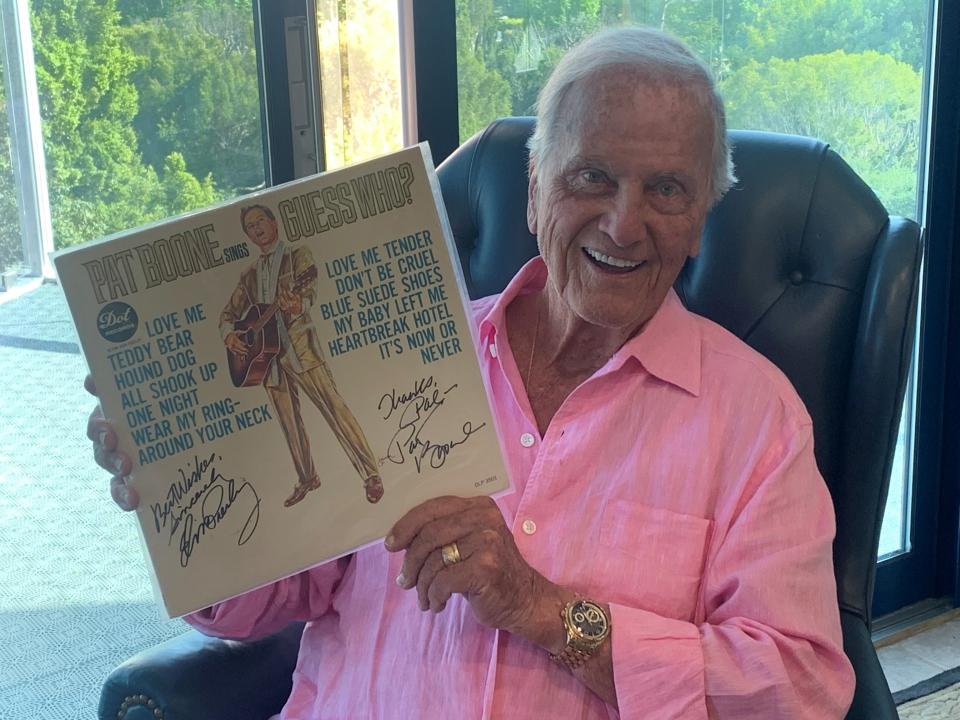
895,667,960,719
0,284,186,719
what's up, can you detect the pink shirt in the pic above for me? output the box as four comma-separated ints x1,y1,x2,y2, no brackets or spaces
187,258,855,719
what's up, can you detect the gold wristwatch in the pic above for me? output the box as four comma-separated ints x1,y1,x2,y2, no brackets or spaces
549,599,611,670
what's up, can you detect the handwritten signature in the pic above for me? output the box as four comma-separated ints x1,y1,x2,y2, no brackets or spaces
379,376,486,472
149,452,261,567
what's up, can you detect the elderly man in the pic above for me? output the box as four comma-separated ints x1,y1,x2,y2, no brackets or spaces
89,26,855,719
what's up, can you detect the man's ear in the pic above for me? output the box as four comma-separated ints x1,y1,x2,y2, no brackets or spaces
527,165,539,235
688,215,707,258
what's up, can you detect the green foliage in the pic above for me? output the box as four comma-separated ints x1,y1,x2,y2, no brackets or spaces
0,51,22,271
32,0,139,195
116,0,250,23
0,0,932,265
731,0,926,70
458,53,514,142
122,6,263,194
31,0,162,246
722,50,921,216
0,139,22,271
159,152,219,215
454,0,928,219
24,0,260,251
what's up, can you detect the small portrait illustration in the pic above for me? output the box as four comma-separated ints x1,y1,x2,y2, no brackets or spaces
219,203,384,507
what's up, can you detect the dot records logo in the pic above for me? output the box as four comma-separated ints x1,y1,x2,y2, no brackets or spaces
97,301,139,343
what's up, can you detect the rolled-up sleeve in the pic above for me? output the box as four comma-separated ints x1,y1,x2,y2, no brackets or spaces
610,423,855,719
184,556,349,641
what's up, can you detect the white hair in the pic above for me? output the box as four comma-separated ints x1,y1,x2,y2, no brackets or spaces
528,26,736,204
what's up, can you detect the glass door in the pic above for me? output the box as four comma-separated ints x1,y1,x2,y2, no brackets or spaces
0,1,270,715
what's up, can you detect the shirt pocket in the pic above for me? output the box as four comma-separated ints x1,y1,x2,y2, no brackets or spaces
590,499,711,621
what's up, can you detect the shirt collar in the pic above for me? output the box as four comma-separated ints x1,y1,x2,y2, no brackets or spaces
478,256,701,397
477,257,547,342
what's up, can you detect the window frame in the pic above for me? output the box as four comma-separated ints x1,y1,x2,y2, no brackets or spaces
406,0,960,620
873,0,960,619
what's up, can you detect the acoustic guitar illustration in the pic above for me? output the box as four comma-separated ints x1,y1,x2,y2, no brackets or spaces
227,265,318,387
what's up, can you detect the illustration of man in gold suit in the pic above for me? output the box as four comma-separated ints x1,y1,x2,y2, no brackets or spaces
220,204,384,507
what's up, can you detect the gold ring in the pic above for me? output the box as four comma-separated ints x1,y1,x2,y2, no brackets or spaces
440,542,462,567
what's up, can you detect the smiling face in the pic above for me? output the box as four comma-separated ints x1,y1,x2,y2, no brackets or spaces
528,71,714,334
242,207,279,253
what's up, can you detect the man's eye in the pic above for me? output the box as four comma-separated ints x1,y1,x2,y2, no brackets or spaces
655,181,681,197
579,169,606,184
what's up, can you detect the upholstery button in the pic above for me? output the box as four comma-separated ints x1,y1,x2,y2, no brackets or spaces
520,432,536,448
789,270,804,285
489,343,498,358
522,519,537,535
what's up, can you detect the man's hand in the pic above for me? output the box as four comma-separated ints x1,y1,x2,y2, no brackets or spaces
385,496,569,651
85,374,138,511
224,330,249,357
277,286,302,315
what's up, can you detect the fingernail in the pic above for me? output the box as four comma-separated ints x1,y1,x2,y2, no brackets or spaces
395,572,406,586
113,457,125,474
118,486,131,508
384,534,395,549
98,430,108,446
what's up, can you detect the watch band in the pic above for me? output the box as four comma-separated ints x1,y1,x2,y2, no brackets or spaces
550,644,593,670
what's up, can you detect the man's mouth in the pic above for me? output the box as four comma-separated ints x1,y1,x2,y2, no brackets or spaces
583,247,643,272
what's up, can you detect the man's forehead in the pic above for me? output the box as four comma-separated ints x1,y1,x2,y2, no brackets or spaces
245,209,271,224
560,71,709,130
544,72,713,170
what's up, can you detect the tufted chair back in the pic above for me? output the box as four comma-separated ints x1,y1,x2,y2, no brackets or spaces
438,116,922,720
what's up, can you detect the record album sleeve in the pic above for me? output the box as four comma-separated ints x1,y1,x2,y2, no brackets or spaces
54,144,511,618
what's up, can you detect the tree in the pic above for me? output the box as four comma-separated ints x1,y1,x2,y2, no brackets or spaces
122,5,264,194
456,1,513,140
0,53,23,271
453,0,927,217
30,0,170,246
116,0,249,23
727,0,926,70
159,151,218,215
722,50,922,217
29,0,237,248
0,139,22,272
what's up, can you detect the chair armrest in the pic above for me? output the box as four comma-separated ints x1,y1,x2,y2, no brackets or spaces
98,622,304,720
840,610,897,720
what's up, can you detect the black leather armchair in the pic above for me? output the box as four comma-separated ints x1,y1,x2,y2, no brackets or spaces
100,118,922,720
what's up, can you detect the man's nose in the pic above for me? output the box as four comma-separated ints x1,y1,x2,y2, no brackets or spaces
597,189,646,248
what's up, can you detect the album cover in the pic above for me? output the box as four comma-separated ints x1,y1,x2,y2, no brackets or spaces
54,145,510,617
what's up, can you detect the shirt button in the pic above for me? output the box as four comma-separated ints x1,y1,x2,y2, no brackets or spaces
520,432,536,448
489,343,498,358
521,519,537,535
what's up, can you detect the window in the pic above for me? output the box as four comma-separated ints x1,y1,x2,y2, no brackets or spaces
0,1,269,714
314,0,404,168
455,0,932,568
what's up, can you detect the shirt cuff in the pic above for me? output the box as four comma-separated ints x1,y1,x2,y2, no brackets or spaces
609,603,707,720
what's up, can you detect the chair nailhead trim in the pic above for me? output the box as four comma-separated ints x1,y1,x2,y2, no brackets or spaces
117,693,164,719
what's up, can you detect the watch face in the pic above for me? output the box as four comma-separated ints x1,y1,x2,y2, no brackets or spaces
569,600,608,640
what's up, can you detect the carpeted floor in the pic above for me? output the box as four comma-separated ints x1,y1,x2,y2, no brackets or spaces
896,667,960,719
0,284,186,719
